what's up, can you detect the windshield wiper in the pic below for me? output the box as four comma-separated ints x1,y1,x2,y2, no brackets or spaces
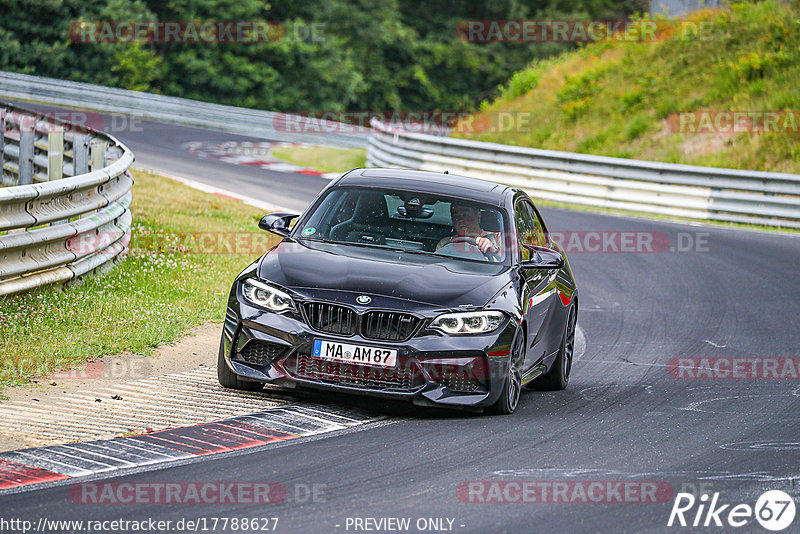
388,247,438,258
301,237,440,257
345,242,440,257
298,237,340,245
300,237,498,263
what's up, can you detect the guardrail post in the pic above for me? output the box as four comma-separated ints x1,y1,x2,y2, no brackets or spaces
90,140,107,171
73,134,90,175
18,128,34,186
47,127,63,181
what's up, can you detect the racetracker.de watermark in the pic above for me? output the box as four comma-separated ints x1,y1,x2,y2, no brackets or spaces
1,109,143,135
49,358,152,382
273,110,642,135
456,19,714,43
75,230,711,259
68,481,326,505
272,111,473,135
69,20,326,43
70,482,283,505
549,231,709,254
668,111,800,134
666,357,800,379
457,480,673,503
270,109,797,136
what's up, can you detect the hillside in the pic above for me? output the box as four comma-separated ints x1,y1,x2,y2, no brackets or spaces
455,1,800,174
0,0,642,115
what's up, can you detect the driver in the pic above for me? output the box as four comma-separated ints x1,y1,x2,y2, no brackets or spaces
436,202,500,256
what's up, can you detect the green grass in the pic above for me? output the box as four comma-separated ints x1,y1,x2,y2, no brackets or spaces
456,1,800,174
271,145,367,173
0,170,278,391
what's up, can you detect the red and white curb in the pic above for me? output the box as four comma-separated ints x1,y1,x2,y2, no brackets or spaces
0,403,378,492
185,141,340,180
0,366,382,492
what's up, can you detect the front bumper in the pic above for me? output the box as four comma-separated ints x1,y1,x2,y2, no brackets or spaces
221,299,516,409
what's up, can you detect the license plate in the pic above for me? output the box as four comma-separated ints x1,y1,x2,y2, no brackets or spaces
312,339,397,368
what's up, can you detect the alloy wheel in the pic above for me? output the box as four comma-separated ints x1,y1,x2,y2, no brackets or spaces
507,333,523,411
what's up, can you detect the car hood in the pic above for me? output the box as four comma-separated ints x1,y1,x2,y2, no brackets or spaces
256,240,512,310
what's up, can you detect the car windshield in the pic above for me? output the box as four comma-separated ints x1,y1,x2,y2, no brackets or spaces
294,187,508,264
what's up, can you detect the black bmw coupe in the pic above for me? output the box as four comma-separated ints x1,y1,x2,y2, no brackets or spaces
218,168,578,414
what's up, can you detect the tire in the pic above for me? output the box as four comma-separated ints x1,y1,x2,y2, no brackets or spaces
532,302,577,391
488,330,524,415
217,336,264,391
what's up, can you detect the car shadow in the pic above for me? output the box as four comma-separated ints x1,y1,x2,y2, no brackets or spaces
261,380,588,421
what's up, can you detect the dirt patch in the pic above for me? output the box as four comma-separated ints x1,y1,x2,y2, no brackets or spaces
679,132,730,160
0,321,223,451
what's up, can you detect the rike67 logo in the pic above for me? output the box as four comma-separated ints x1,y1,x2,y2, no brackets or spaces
668,490,796,531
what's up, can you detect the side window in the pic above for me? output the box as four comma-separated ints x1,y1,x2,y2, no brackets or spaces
529,203,547,247
515,201,547,260
515,201,536,261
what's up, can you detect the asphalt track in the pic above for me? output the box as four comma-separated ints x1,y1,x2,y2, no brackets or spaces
2,115,800,533
116,119,321,212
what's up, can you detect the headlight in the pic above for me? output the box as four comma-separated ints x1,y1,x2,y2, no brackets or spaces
242,278,296,313
430,311,506,335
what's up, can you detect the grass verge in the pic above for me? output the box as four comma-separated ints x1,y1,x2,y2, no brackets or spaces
271,145,366,173
0,170,278,391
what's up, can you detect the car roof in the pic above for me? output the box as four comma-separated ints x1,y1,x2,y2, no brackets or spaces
335,168,509,205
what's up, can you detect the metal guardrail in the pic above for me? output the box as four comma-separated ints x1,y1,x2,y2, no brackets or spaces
0,71,369,148
651,0,720,18
0,102,133,296
367,118,800,229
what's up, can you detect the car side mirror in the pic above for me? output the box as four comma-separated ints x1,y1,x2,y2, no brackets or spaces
258,212,299,237
521,244,564,269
